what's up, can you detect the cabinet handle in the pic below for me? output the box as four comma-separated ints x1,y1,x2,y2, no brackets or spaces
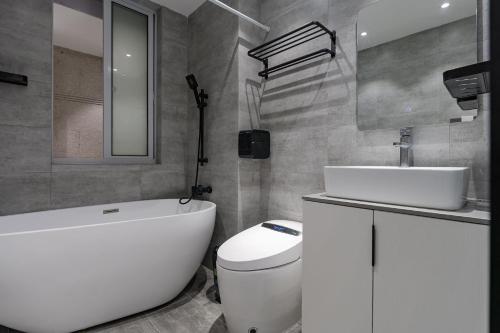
372,225,376,267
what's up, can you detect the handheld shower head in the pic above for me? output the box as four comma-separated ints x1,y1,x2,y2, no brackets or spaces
186,74,198,91
186,74,201,106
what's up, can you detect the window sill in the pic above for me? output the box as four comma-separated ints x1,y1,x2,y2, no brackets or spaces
52,158,157,165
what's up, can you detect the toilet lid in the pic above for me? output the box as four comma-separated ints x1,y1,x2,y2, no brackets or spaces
217,220,302,271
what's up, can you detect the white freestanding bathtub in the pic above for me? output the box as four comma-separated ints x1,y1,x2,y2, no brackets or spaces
0,199,216,333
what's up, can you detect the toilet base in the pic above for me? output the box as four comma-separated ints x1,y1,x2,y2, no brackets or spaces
217,259,302,333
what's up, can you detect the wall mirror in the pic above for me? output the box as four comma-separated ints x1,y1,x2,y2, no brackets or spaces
356,0,477,130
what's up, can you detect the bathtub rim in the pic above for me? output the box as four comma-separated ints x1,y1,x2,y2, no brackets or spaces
0,199,216,237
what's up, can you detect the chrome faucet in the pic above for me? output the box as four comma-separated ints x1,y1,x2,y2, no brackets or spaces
393,127,413,167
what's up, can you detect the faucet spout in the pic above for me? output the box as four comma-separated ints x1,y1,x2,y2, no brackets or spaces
393,142,411,148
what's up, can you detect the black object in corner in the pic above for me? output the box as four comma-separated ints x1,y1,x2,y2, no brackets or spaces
211,246,221,303
0,71,28,86
239,130,270,159
443,61,490,110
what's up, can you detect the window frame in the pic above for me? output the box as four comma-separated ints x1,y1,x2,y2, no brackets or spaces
103,0,156,163
52,0,156,165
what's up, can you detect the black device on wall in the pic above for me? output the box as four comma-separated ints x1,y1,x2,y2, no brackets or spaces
211,245,221,303
239,130,270,159
0,71,28,86
443,61,491,110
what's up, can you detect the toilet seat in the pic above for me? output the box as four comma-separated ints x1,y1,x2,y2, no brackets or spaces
217,220,302,271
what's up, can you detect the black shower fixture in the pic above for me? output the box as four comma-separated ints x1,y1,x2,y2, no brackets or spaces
180,74,212,205
186,74,208,166
186,74,198,90
186,74,201,105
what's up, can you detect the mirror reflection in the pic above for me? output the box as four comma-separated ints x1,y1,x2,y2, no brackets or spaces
53,1,104,160
356,0,477,130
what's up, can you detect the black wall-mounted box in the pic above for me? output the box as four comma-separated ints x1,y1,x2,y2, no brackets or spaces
239,130,270,159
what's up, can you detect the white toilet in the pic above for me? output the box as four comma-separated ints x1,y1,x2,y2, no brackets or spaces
217,220,302,333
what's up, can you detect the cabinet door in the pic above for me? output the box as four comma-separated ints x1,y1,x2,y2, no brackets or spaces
373,211,488,333
303,201,373,333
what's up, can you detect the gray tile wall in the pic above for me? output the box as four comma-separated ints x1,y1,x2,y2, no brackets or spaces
186,0,272,267
357,17,477,130
0,0,53,216
257,0,490,222
258,0,359,221
0,0,489,262
0,0,189,216
237,0,267,230
186,0,490,260
187,0,240,266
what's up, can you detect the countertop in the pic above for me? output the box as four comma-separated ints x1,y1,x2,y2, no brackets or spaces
303,193,490,225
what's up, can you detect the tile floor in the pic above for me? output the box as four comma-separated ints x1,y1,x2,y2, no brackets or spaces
1,266,301,333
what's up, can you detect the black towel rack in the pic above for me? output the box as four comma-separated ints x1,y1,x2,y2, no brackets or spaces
248,21,336,79
0,71,28,86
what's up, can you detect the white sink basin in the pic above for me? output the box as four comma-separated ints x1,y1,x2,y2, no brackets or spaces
324,166,470,210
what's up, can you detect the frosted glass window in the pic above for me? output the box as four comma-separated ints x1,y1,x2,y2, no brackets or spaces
111,3,148,156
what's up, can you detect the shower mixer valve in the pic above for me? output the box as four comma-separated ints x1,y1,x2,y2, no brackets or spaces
192,185,212,197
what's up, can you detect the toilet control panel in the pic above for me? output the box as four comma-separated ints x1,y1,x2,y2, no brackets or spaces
261,223,300,236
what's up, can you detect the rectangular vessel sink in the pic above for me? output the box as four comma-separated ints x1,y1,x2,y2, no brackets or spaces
324,166,470,210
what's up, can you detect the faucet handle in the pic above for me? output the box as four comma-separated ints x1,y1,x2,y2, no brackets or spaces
393,142,411,148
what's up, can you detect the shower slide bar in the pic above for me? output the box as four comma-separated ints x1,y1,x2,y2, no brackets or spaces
207,0,270,32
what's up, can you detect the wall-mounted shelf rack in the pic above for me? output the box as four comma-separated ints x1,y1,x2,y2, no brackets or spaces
0,70,28,86
443,61,490,110
248,21,336,79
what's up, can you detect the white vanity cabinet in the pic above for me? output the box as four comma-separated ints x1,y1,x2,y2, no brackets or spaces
302,202,374,333
303,200,489,333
